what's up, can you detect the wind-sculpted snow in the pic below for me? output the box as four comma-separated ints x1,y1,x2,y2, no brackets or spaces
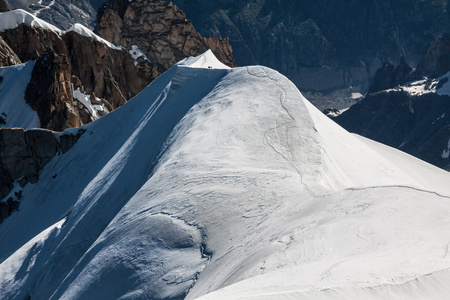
1,51,450,300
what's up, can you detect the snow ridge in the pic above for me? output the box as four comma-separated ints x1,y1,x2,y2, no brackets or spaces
0,10,120,50
0,9,61,33
1,51,450,300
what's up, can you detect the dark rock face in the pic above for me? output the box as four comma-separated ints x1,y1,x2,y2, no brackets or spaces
0,36,21,67
0,197,19,224
0,0,8,12
416,34,450,78
368,57,413,93
335,91,450,171
0,127,85,221
170,0,450,109
25,51,76,131
94,0,236,73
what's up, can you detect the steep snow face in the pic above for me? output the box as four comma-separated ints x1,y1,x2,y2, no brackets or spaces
0,9,61,33
0,61,40,128
1,52,450,300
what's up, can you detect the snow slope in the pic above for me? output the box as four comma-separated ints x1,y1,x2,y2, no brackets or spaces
1,51,450,300
0,61,40,128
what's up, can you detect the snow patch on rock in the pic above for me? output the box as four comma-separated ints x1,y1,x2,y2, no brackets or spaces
129,45,151,66
72,84,104,119
67,23,121,50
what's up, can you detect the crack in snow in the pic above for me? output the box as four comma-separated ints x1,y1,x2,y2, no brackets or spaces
347,185,450,199
246,67,315,196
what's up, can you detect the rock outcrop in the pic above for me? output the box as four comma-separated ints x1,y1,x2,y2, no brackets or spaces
0,36,20,67
24,51,78,131
416,34,450,78
0,127,85,222
0,19,152,131
63,30,155,110
0,0,8,12
94,0,236,73
368,57,413,94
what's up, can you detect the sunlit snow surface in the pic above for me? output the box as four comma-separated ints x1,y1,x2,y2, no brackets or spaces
1,51,450,300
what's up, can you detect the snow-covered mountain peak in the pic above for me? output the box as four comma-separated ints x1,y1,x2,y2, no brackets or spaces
0,9,61,34
1,53,450,299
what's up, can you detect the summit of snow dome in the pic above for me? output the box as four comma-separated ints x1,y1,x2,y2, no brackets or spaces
0,9,62,34
1,52,450,300
177,49,231,69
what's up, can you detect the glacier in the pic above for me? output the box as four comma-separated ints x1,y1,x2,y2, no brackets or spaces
1,50,450,299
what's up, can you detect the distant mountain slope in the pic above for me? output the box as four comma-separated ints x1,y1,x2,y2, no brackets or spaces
335,34,450,171
5,0,105,29
1,51,450,300
170,0,450,110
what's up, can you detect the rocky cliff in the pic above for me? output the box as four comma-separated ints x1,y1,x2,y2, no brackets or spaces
94,0,236,72
0,15,152,131
0,36,20,66
416,33,450,78
0,127,85,222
